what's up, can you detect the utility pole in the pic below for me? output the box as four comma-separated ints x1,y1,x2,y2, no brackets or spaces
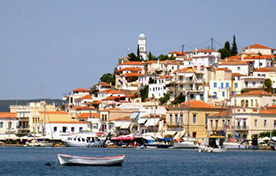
211,38,214,50
182,44,184,55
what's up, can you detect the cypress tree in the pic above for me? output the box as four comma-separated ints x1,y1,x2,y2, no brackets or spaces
137,45,140,59
224,41,230,52
231,35,238,56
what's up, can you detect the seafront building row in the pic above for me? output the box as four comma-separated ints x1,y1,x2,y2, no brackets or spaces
1,34,276,142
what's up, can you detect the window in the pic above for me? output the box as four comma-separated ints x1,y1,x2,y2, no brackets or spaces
274,120,276,128
53,127,57,132
175,114,178,125
214,82,217,88
255,119,257,127
235,83,238,88
245,82,248,87
222,92,225,97
62,127,67,133
253,82,256,86
226,83,229,88
0,122,3,128
193,114,197,124
241,100,244,107
213,92,217,98
210,120,213,128
71,127,75,132
251,100,253,107
79,127,83,132
8,122,12,129
180,114,183,124
221,83,224,89
170,114,173,125
264,120,267,127
238,67,241,70
245,100,249,107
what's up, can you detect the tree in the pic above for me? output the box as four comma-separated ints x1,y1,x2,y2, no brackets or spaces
224,41,231,52
137,45,140,59
149,77,156,84
148,52,157,60
140,85,149,102
100,73,115,86
159,93,170,105
172,94,185,105
158,54,175,61
128,52,140,61
264,79,273,93
90,84,98,97
230,35,238,56
218,48,230,59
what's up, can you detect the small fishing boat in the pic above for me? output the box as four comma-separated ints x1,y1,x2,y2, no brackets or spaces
57,153,125,166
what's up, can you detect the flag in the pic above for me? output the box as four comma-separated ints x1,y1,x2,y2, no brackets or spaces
234,132,239,138
226,125,230,129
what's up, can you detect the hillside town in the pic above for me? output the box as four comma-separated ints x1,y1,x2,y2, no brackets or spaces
1,34,276,148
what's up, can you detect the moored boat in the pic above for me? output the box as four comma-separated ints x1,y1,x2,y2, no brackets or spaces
57,153,125,166
198,136,226,153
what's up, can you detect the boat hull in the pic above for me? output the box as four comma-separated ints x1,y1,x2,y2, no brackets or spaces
173,142,198,149
57,154,125,166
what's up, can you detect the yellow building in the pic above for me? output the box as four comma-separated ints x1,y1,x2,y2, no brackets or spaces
165,100,220,139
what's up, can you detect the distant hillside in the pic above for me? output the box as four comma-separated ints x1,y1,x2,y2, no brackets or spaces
0,99,65,112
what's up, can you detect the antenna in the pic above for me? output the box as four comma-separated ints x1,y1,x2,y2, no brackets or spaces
211,38,214,50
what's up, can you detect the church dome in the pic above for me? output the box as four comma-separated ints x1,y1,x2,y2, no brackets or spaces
139,33,146,39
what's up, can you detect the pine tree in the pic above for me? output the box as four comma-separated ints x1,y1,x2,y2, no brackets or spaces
230,35,238,56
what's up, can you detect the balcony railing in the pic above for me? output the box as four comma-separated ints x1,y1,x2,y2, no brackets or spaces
233,126,249,130
16,125,30,129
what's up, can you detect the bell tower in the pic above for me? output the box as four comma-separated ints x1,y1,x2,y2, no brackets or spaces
138,33,147,60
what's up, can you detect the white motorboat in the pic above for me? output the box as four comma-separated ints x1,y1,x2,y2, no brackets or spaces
223,141,250,150
57,153,125,166
63,133,106,147
25,139,54,147
173,137,198,149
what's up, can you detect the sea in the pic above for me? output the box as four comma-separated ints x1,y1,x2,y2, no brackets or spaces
0,147,275,176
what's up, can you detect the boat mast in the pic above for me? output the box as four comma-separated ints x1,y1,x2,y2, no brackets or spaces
154,99,156,140
233,86,237,140
43,102,46,136
187,89,190,140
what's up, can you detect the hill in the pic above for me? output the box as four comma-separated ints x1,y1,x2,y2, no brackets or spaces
0,99,65,112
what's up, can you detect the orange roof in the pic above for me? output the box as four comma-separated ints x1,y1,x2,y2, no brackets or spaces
209,109,232,117
227,56,241,60
70,106,96,110
166,60,183,65
185,57,192,61
75,95,93,100
101,108,121,112
118,61,143,65
157,75,173,79
219,61,248,65
236,90,272,96
254,67,276,72
98,89,125,94
73,88,90,92
266,104,276,109
260,109,276,115
145,60,165,64
116,67,142,72
232,72,245,77
120,73,143,77
112,116,131,121
102,96,118,101
48,121,88,124
212,68,232,72
169,51,186,56
0,112,17,119
244,55,274,60
97,82,111,87
174,68,195,73
92,100,102,105
77,113,100,118
243,44,272,50
180,100,216,109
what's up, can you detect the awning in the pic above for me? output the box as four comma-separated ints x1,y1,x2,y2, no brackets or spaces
138,118,147,124
120,122,131,129
184,73,193,77
130,112,139,119
145,118,159,127
111,135,134,140
114,121,122,128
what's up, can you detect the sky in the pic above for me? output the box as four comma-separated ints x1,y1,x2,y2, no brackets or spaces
0,0,275,99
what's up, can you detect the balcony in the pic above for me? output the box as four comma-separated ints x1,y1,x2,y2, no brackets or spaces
232,126,249,131
16,125,30,129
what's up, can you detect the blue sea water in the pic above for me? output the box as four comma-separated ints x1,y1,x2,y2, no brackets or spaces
0,147,275,176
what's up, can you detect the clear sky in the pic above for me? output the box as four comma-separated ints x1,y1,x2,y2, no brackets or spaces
0,0,275,99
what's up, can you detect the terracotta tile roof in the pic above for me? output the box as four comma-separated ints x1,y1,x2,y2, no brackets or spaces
92,100,102,105
209,109,232,117
169,51,186,56
266,104,276,109
157,75,173,79
48,121,88,124
120,73,143,77
244,55,274,60
99,89,125,94
226,56,241,60
185,58,193,61
260,109,276,115
116,67,142,72
77,113,100,118
243,44,273,50
73,88,90,92
70,106,96,110
174,68,195,73
212,68,232,72
180,100,216,109
38,111,69,115
97,82,111,87
112,116,131,121
166,60,183,65
232,72,245,77
118,61,144,66
102,96,118,101
219,61,248,65
236,90,272,97
75,95,93,100
0,112,17,119
145,60,165,64
254,67,276,72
